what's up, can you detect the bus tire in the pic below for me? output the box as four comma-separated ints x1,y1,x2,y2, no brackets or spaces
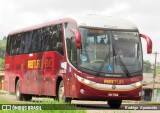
16,80,32,101
23,94,32,101
108,99,122,109
15,79,23,101
58,80,71,103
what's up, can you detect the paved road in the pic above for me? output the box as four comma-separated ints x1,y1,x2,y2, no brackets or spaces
1,93,160,113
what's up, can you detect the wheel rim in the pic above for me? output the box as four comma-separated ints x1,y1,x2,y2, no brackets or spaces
58,82,64,101
16,84,20,97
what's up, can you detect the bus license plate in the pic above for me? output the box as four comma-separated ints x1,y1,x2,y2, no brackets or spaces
108,93,119,97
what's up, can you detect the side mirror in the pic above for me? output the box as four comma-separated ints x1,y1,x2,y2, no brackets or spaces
140,34,152,54
70,29,82,49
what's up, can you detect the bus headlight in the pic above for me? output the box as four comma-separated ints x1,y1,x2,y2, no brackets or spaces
76,75,96,85
131,81,142,87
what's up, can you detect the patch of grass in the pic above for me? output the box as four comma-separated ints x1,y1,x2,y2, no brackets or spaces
156,67,160,74
0,110,84,113
0,92,7,95
0,95,86,113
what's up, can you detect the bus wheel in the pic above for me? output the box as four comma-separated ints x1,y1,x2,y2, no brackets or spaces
15,79,23,101
58,80,71,103
23,94,32,101
108,99,122,109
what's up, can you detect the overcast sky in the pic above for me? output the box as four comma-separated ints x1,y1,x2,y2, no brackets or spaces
0,0,159,63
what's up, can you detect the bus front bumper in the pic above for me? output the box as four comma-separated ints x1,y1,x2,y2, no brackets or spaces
76,78,142,100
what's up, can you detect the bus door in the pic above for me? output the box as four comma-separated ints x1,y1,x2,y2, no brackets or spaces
67,37,77,97
67,65,77,97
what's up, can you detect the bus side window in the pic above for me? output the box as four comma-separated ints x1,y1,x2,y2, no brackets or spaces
57,24,63,55
24,31,32,54
41,29,45,52
66,38,71,59
65,22,78,65
70,37,77,66
47,27,54,51
16,34,22,55
37,29,43,52
56,42,63,55
50,25,58,51
19,34,25,54
11,36,16,55
8,36,15,56
50,24,64,55
42,27,51,51
31,30,39,53
10,36,15,55
11,34,21,55
6,36,11,55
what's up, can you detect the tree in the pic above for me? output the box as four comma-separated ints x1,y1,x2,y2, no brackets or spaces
143,60,152,73
0,58,4,70
3,36,7,40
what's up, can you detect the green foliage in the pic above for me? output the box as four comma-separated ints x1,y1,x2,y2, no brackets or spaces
143,60,152,73
3,36,7,40
155,67,160,74
0,39,7,49
0,58,4,69
0,39,6,69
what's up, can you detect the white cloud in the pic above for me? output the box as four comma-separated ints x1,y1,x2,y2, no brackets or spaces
100,3,130,16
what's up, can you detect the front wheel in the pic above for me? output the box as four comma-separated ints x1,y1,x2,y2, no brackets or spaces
58,80,71,103
108,100,122,109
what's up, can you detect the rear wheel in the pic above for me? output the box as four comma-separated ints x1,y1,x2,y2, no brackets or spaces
23,94,32,101
16,80,23,101
15,80,32,101
58,80,71,103
108,100,122,109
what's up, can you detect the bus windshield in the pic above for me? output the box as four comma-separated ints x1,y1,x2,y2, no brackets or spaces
79,28,142,77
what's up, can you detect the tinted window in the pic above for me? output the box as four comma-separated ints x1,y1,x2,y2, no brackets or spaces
30,30,39,53
6,36,11,55
65,22,77,66
41,24,63,55
7,24,63,55
24,31,32,54
50,24,63,55
19,34,25,54
9,34,22,55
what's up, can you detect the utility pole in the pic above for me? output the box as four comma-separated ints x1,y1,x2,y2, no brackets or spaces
152,52,159,101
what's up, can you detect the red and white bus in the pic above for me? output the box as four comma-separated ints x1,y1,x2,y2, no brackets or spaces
4,15,152,108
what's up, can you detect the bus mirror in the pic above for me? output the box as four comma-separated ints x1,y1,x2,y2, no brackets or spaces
70,29,82,49
140,34,152,54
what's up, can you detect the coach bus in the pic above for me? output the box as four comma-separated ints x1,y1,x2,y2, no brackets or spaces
4,15,152,108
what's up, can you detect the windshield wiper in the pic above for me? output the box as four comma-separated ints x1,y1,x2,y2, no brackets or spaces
95,52,110,76
112,46,130,77
116,55,130,77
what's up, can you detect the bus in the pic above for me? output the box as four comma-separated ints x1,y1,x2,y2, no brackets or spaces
4,15,152,108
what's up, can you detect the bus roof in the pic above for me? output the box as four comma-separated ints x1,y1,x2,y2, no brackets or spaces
8,18,76,36
8,15,138,36
72,15,138,30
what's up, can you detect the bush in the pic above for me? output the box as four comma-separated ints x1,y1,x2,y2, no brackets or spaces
0,58,4,69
